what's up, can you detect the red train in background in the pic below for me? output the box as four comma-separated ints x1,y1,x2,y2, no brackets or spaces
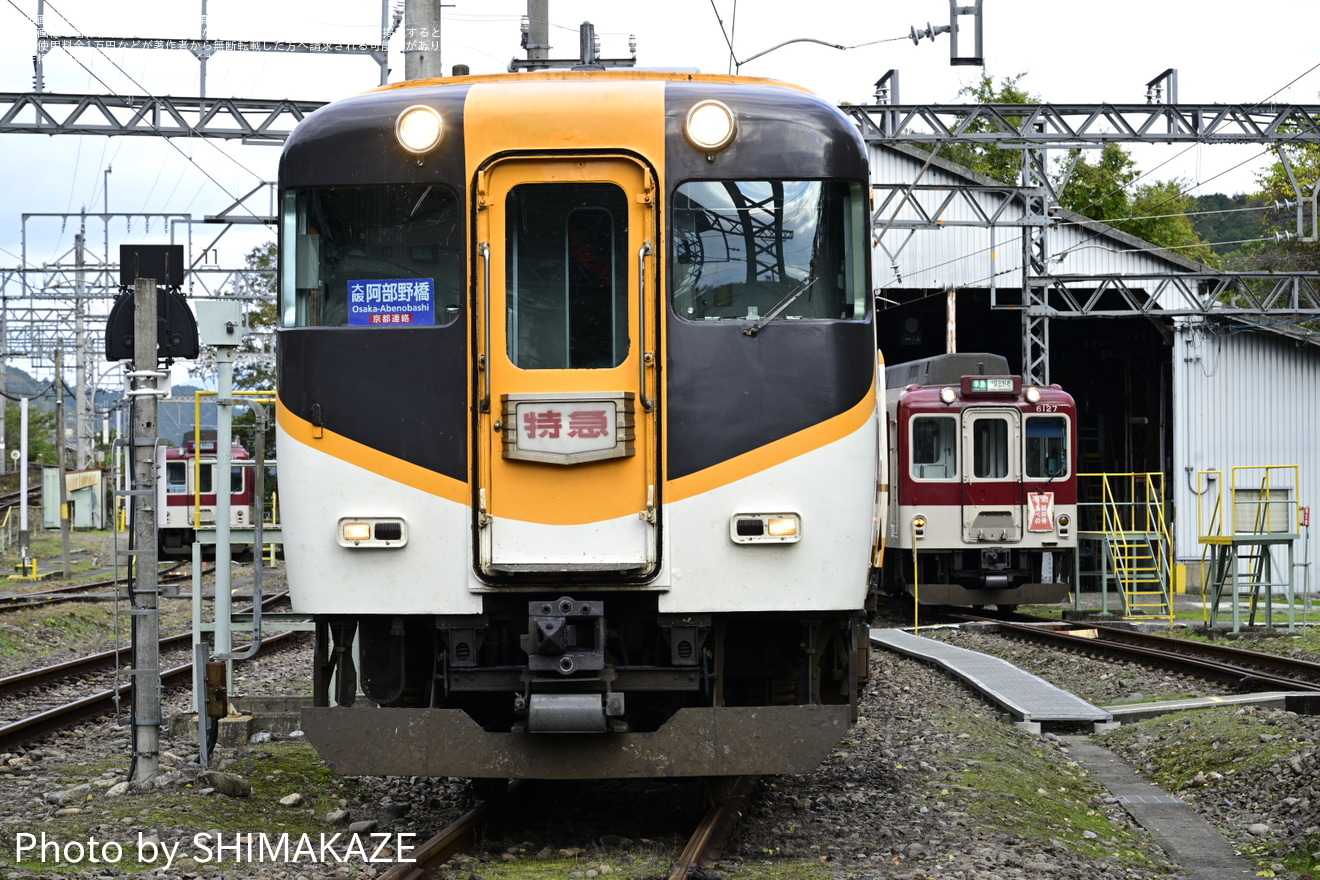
156,429,255,559
882,353,1077,609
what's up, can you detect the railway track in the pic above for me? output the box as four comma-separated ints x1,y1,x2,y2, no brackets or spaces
958,614,1320,692
0,563,206,612
377,775,757,880
0,591,294,750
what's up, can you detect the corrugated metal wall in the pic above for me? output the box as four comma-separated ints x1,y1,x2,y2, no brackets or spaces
1172,321,1319,581
869,145,1194,291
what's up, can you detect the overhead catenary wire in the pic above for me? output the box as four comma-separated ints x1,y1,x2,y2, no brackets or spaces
17,0,273,227
890,98,1320,284
1023,61,1320,264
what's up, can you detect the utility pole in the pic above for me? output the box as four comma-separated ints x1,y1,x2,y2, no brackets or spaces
404,0,447,80
18,399,29,569
74,223,88,469
129,275,162,785
54,347,70,578
526,0,550,68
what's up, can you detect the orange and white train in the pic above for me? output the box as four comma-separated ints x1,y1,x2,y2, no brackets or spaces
275,69,887,781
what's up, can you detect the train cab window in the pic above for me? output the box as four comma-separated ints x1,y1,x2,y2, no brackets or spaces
198,464,214,494
505,183,629,370
671,180,868,324
1025,416,1069,479
280,184,462,328
165,462,188,494
910,416,957,479
972,418,1010,479
230,466,245,495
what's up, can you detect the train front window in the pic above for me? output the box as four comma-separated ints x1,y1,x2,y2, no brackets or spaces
911,416,957,479
280,184,462,327
505,183,629,370
165,462,187,494
1025,416,1069,479
972,418,1010,479
671,180,867,323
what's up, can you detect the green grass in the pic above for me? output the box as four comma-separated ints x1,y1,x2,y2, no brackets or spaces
1099,708,1320,877
931,710,1173,870
5,742,380,875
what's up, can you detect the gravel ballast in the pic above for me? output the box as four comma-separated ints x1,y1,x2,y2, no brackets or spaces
2,602,1319,878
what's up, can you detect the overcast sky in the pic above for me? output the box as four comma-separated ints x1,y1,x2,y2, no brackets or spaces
0,0,1315,379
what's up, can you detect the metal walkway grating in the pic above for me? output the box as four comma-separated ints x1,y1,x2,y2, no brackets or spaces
871,628,1113,725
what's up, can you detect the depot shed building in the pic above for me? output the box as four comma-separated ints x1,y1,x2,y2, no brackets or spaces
868,143,1320,589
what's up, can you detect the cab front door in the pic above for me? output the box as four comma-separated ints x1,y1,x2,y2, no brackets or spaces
961,408,1023,544
476,156,659,576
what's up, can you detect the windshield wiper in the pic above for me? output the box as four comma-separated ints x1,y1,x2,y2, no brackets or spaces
743,275,817,337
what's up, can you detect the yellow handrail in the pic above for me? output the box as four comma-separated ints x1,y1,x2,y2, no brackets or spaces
186,390,277,526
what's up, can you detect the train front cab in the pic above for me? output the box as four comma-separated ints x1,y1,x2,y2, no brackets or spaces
157,438,253,559
887,370,1077,607
277,73,885,780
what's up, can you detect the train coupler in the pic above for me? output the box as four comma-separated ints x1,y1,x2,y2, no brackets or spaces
524,596,605,675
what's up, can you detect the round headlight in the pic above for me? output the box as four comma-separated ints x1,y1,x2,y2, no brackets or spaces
913,515,927,528
939,387,957,404
396,105,444,155
685,100,737,152
1025,386,1041,403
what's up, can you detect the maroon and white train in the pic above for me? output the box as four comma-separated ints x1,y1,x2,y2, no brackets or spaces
882,353,1076,608
157,430,255,559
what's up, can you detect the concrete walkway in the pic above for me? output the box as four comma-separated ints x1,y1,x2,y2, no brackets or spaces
1063,737,1263,880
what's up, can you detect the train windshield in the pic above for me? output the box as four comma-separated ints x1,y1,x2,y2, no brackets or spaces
1025,416,1069,479
280,184,462,327
671,180,867,323
505,182,630,370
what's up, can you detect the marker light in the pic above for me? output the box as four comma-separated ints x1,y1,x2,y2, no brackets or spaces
912,514,927,539
730,512,801,544
685,100,737,153
395,105,444,154
338,517,409,548
939,387,957,404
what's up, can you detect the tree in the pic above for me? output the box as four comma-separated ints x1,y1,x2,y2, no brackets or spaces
1057,146,1214,264
931,72,1038,185
233,240,278,392
1245,142,1320,271
4,396,59,468
1122,181,1215,264
1187,193,1270,260
1057,144,1139,221
228,241,279,470
181,241,280,476
927,73,1215,262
